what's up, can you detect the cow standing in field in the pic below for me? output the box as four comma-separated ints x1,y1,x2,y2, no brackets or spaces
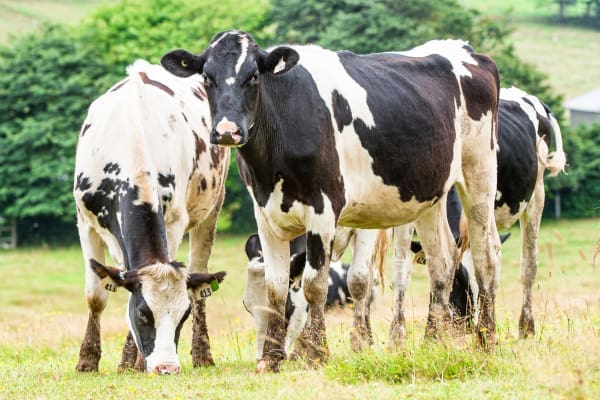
73,60,229,374
162,31,501,372
398,87,566,341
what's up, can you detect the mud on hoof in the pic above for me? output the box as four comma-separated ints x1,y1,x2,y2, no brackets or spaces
519,313,535,339
476,325,497,351
76,358,99,373
350,326,373,353
388,321,407,350
192,353,215,368
255,357,281,373
76,341,101,372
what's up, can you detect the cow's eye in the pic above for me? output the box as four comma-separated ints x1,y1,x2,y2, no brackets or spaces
203,73,214,88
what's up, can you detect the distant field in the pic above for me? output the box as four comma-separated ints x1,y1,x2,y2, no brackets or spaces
463,0,600,100
0,0,102,44
0,218,598,398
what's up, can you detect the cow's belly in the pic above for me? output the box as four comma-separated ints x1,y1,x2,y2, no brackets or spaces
338,194,432,228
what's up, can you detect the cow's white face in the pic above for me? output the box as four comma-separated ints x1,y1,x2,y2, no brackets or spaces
126,264,191,374
89,259,225,374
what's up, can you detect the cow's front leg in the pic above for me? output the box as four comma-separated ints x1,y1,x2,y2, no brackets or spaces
187,198,222,367
301,218,336,366
347,229,379,352
76,224,108,372
414,202,456,339
388,224,415,349
255,225,290,373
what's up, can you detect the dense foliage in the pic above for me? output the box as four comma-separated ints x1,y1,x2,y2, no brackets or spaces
0,0,596,245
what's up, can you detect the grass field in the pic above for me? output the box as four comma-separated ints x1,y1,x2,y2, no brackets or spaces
0,218,598,399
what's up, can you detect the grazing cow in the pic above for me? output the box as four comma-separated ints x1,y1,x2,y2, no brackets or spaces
162,31,501,372
243,230,383,360
398,87,566,341
73,60,229,374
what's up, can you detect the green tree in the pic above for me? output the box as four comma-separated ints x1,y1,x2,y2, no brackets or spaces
0,24,114,244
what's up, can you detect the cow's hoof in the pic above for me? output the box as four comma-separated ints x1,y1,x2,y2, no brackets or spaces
76,359,99,372
192,357,215,368
255,358,279,373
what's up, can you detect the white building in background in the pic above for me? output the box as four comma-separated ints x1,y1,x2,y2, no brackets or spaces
564,88,600,127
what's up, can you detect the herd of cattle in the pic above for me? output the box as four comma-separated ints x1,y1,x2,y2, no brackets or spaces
72,30,565,375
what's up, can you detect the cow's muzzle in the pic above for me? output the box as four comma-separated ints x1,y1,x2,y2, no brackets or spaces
211,118,245,146
152,363,181,375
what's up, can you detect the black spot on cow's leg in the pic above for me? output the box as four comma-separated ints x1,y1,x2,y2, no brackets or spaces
158,173,175,189
306,232,325,272
117,331,138,372
191,298,214,367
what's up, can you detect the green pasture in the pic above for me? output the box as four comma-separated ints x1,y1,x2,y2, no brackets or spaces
0,218,598,399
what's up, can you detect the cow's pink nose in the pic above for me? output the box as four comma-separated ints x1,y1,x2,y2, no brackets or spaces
153,364,181,375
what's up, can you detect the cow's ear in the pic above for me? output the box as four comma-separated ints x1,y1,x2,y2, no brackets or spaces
499,232,511,244
187,271,227,290
161,49,206,77
245,233,262,260
258,46,299,75
89,259,138,292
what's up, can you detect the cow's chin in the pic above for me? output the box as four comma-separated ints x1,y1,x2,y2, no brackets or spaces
210,132,246,147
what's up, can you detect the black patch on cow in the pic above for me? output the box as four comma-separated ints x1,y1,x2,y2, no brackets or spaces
174,304,191,349
446,186,463,241
75,173,92,191
289,251,306,279
80,176,169,269
193,131,207,159
449,264,473,318
110,79,129,92
181,112,188,123
211,176,216,189
495,99,538,214
337,51,460,203
128,292,156,357
80,123,92,137
138,71,174,96
326,264,351,307
460,56,500,149
522,98,552,148
103,162,121,175
210,146,222,169
200,178,207,191
201,117,208,128
158,173,175,189
306,231,326,271
332,90,352,131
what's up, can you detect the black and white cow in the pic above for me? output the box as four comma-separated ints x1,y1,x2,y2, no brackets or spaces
242,229,383,360
73,60,229,374
162,31,501,372
395,87,566,342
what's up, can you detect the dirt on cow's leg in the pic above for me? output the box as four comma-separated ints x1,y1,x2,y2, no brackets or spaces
256,311,286,373
303,305,329,367
191,298,214,367
117,332,138,372
477,289,497,351
76,309,103,372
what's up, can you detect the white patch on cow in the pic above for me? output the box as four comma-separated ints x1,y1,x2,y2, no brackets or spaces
396,39,477,80
460,249,480,325
329,260,345,277
285,276,308,354
496,190,502,201
495,201,528,230
500,87,540,132
235,35,249,74
293,45,375,129
337,287,347,304
137,263,190,372
225,77,235,85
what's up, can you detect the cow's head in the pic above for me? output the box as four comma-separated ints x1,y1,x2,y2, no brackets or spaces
89,259,226,374
161,30,299,147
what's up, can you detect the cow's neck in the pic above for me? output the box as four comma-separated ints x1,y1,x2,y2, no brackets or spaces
119,201,170,270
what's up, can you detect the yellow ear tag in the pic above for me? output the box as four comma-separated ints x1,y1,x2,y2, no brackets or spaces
413,251,426,265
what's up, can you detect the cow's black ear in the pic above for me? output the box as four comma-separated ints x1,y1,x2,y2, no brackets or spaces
499,232,511,244
161,49,206,77
410,241,422,254
245,233,262,260
89,259,138,292
258,46,299,75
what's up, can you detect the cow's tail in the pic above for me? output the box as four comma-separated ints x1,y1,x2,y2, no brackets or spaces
371,229,390,293
456,213,470,270
541,108,567,177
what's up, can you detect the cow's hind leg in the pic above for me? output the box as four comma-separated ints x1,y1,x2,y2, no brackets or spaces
519,178,544,338
414,202,456,339
388,224,415,348
347,229,378,352
76,223,108,372
188,199,222,367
